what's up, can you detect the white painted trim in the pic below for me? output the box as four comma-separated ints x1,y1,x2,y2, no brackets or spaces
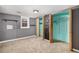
72,48,79,52
0,35,36,44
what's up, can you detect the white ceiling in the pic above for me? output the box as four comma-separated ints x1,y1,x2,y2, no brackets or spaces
0,5,75,17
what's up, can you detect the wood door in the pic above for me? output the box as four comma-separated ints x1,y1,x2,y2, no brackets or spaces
44,15,53,43
44,15,49,40
72,8,79,51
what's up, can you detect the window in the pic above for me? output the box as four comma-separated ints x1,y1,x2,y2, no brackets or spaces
21,16,30,28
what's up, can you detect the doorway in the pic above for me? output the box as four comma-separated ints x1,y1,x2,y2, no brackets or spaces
39,17,43,37
53,10,71,50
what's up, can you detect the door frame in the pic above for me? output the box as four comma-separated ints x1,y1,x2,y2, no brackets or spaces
49,14,53,43
69,9,72,51
36,17,40,36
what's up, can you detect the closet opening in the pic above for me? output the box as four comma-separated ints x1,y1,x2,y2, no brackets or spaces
53,10,71,50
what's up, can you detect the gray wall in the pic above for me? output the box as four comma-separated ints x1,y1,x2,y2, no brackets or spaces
0,13,36,41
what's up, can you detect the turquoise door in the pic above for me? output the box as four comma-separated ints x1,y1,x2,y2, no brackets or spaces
39,17,43,36
53,10,69,43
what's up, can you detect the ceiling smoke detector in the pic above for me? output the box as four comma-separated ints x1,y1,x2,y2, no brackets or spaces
33,10,39,13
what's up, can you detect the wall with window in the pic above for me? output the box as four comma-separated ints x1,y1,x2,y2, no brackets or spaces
0,13,36,41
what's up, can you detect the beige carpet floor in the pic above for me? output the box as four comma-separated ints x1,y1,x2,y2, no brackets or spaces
0,36,73,53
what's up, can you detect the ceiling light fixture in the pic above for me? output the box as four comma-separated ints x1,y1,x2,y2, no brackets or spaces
33,10,39,13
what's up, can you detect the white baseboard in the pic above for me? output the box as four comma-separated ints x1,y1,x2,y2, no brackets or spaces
72,48,79,52
0,35,36,44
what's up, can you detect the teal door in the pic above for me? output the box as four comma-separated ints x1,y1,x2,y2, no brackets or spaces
39,17,43,36
53,10,69,43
